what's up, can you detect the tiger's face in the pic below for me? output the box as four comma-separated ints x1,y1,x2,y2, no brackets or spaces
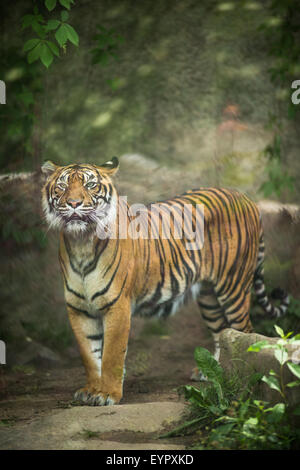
41,158,119,235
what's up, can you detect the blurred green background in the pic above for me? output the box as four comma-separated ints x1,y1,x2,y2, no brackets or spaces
1,0,300,364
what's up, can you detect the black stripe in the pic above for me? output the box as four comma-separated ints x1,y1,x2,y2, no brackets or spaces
60,262,85,300
98,274,128,312
83,238,109,276
63,236,82,276
66,302,97,319
103,238,119,276
87,334,103,340
91,253,122,301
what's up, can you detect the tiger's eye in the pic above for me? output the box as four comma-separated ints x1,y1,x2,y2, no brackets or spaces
85,182,97,189
57,182,67,190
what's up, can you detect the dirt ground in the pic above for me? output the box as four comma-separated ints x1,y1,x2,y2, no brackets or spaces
0,304,212,449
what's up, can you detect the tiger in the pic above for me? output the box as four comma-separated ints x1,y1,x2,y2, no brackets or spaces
41,157,289,406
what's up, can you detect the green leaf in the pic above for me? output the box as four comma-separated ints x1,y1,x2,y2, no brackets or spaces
45,0,57,11
266,403,285,424
184,385,207,409
55,24,68,46
286,380,300,388
274,325,285,338
207,404,223,416
46,40,60,57
22,11,45,37
22,13,44,30
239,398,251,419
247,340,269,352
27,43,43,64
64,23,79,46
213,422,235,436
253,399,266,409
274,348,288,365
61,10,69,21
45,19,60,31
23,38,40,52
287,362,300,379
242,416,258,437
194,347,224,384
247,372,264,387
40,43,53,68
290,334,300,342
59,0,71,9
262,375,281,393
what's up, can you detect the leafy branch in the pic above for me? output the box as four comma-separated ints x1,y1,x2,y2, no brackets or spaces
22,0,79,68
248,325,300,406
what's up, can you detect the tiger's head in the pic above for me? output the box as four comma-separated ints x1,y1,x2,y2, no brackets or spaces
41,157,119,236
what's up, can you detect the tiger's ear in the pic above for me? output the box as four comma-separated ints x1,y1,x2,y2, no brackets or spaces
41,160,58,177
98,156,119,176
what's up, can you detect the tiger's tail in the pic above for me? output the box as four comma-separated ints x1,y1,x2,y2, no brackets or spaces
253,231,289,318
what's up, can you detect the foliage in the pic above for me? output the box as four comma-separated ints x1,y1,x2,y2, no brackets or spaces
0,0,124,247
248,325,300,406
1,0,124,173
258,0,300,199
160,346,243,440
165,328,300,450
22,0,78,68
0,0,78,171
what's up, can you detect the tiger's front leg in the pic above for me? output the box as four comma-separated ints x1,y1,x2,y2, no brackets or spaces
67,300,131,406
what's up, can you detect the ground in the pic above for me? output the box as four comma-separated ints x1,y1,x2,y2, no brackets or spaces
0,304,212,450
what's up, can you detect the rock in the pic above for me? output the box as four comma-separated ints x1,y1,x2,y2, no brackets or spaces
0,401,186,450
8,340,61,367
257,200,300,295
219,328,300,406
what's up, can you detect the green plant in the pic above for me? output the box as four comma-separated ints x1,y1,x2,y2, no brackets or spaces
248,325,300,406
164,328,300,449
207,398,293,450
22,0,78,68
160,346,253,441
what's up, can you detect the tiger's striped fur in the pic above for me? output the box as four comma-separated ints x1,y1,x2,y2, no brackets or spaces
41,158,289,406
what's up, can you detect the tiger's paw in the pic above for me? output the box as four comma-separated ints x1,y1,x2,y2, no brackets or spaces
190,367,207,382
74,385,121,406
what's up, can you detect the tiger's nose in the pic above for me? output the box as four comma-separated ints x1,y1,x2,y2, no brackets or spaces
67,198,82,208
